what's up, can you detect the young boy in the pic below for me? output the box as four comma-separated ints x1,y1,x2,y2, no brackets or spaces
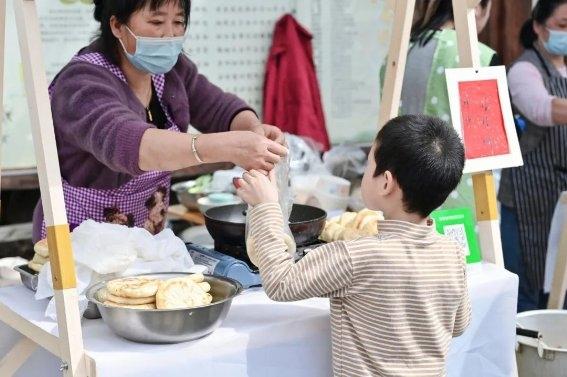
235,114,471,377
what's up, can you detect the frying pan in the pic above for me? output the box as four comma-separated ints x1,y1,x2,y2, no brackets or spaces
204,204,327,248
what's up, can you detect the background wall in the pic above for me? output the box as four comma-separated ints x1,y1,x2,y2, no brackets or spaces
1,0,393,170
479,0,532,66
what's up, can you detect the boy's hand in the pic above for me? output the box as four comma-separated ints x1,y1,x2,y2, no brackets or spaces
235,169,279,206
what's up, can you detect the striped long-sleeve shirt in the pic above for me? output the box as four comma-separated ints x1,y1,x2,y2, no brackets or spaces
248,203,471,377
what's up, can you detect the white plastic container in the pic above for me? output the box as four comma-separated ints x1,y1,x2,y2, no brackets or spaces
315,175,351,197
307,191,349,213
516,310,567,377
211,168,243,193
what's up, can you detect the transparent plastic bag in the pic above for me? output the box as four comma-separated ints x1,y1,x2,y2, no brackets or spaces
323,144,367,181
245,143,296,266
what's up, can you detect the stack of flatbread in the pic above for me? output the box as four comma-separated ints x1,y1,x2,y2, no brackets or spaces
97,274,213,310
28,239,49,273
320,209,384,242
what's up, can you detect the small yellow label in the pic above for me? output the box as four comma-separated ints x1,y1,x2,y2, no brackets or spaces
46,224,77,290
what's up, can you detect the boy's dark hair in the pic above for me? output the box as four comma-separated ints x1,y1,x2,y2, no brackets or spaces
93,0,191,65
373,115,465,217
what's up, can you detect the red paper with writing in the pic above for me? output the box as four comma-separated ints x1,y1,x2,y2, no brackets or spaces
458,79,509,159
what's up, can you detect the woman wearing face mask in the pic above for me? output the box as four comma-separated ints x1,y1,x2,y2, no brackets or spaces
388,0,495,211
32,0,288,241
498,0,567,312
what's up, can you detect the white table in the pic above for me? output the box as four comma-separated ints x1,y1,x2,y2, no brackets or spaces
0,263,518,377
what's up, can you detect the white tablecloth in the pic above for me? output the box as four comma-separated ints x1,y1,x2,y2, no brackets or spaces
0,263,518,377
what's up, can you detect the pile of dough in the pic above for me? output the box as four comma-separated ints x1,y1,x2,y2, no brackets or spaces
99,274,212,310
320,209,384,242
28,239,50,273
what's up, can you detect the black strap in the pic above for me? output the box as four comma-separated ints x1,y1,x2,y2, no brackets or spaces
532,47,553,79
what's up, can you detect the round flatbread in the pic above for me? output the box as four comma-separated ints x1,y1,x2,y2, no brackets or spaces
156,279,212,309
198,282,211,293
31,253,48,265
96,288,109,302
202,293,213,305
33,239,49,258
99,288,156,305
27,261,43,273
106,277,159,298
103,301,156,310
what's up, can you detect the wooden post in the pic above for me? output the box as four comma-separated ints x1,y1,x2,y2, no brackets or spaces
0,0,6,212
452,0,504,267
547,193,567,309
378,0,416,127
10,0,89,375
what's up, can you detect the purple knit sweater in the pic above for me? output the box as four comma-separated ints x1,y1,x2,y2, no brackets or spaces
32,42,252,241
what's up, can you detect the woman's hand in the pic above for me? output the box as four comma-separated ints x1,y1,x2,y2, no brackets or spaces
224,131,288,172
235,170,279,206
252,123,285,145
230,110,286,145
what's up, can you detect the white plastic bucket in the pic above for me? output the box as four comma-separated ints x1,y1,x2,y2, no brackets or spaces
516,310,567,377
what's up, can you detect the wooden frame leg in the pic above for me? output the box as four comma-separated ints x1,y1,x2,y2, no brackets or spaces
12,0,88,376
0,337,37,376
0,0,6,205
378,0,416,127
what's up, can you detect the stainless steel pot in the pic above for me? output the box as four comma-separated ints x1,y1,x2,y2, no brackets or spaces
516,310,567,376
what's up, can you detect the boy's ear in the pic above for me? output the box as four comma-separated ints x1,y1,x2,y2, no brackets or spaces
382,170,397,195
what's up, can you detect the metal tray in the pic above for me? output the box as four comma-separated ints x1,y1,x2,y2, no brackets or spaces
13,264,101,319
14,264,38,291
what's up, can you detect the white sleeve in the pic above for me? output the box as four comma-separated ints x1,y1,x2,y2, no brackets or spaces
508,62,556,127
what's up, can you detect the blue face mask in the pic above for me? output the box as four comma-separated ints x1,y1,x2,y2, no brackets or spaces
119,26,186,74
544,28,567,56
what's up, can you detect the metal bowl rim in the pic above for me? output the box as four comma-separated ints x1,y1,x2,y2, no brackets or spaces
85,272,242,312
204,204,327,226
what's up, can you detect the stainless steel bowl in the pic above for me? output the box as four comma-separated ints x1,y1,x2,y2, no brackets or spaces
171,181,204,210
85,272,242,344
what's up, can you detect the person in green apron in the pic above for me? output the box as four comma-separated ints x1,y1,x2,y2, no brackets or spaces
391,0,497,212
499,0,567,312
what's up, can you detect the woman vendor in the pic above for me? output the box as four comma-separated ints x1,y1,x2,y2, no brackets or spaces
499,0,567,311
32,0,288,242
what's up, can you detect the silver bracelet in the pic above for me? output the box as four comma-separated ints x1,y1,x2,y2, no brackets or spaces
191,135,205,164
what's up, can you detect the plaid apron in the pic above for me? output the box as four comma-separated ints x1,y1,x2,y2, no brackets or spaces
40,52,180,237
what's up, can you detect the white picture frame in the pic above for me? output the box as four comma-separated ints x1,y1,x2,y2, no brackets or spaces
445,66,523,174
